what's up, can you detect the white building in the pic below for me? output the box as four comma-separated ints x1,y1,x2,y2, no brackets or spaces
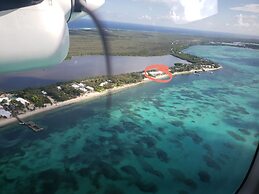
79,88,88,93
99,81,109,87
148,71,163,77
41,91,47,95
0,108,11,118
57,86,62,90
16,97,29,105
78,83,85,88
72,83,89,93
86,86,94,92
72,84,80,89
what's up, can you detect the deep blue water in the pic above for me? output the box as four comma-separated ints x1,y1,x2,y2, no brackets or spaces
0,45,258,194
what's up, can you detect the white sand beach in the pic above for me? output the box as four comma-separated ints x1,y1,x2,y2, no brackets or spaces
0,66,222,128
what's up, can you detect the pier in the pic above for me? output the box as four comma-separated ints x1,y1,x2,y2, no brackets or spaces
15,116,44,132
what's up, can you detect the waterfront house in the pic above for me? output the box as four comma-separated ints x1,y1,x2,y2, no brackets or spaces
148,71,163,77
16,97,29,105
72,83,88,93
78,83,85,88
99,81,109,87
86,86,94,92
0,107,11,118
79,88,88,93
72,84,80,89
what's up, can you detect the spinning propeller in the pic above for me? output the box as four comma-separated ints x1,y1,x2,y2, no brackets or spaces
0,0,109,71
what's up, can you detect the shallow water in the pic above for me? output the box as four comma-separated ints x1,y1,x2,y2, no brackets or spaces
0,45,258,194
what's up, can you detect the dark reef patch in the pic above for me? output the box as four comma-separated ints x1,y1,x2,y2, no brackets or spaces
157,127,165,135
120,165,141,180
156,148,170,163
198,170,211,183
145,120,153,125
230,106,250,115
223,142,235,149
220,153,230,160
202,143,213,157
103,184,124,194
227,131,246,142
168,168,197,190
183,178,197,190
238,128,251,136
131,144,154,158
178,190,189,194
212,122,218,126
35,168,79,194
184,130,203,144
98,161,122,180
137,136,157,148
79,161,122,182
135,180,158,193
170,120,184,128
108,147,126,164
203,155,221,171
140,160,164,179
121,121,142,131
168,138,183,148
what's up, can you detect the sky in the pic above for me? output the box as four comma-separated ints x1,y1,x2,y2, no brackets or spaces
93,0,259,36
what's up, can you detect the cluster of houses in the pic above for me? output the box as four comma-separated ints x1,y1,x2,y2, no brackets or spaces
0,105,11,119
0,95,12,118
201,64,215,69
0,94,31,119
71,83,94,93
71,80,112,93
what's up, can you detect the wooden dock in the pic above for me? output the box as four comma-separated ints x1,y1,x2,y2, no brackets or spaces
15,116,44,132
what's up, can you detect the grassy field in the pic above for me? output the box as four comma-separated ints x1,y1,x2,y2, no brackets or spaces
67,30,206,58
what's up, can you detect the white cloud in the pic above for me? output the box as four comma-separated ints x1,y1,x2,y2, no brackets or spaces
231,4,259,14
231,14,259,35
236,14,250,27
133,0,218,24
139,14,152,21
235,14,258,27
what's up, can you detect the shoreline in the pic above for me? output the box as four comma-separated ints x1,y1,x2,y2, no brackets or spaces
0,66,222,128
0,81,148,128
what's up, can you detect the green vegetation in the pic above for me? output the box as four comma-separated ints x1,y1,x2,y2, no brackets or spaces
170,41,220,68
68,29,225,69
170,63,209,73
11,72,144,108
44,85,81,102
67,30,201,58
16,89,51,108
68,29,259,59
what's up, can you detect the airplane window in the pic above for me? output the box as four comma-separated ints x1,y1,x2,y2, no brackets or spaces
0,0,258,194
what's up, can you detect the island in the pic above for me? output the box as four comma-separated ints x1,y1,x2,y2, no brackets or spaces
6,29,254,128
0,60,221,128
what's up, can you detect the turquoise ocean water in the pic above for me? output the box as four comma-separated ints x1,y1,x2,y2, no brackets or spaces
0,45,258,194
